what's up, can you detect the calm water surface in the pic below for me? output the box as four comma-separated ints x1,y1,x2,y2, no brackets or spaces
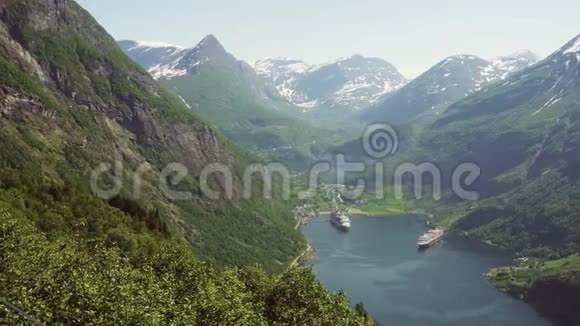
303,215,551,326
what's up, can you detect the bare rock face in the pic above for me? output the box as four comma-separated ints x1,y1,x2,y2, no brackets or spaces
0,0,234,177
0,0,247,202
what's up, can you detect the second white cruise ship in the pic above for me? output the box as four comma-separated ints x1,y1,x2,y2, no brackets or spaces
330,210,351,231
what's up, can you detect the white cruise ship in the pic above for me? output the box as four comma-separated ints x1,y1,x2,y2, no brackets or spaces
330,210,351,231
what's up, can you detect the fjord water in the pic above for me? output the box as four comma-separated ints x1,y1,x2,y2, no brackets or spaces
304,215,551,326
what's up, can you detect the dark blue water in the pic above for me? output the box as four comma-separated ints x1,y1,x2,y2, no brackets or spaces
304,215,551,326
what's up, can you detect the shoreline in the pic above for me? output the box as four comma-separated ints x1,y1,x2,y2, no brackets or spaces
289,242,316,268
349,208,406,217
290,205,435,268
347,208,433,218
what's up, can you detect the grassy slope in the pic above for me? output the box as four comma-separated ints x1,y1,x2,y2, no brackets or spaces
488,255,580,291
351,191,412,216
487,255,580,325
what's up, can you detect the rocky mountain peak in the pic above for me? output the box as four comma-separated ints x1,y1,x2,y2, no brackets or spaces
254,58,311,82
118,34,240,80
490,50,540,79
554,34,580,59
198,34,220,46
506,49,540,61
362,50,540,124
195,34,226,54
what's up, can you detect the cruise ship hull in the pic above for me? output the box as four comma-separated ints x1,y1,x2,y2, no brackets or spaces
330,210,351,232
417,229,444,250
330,218,351,232
417,238,442,250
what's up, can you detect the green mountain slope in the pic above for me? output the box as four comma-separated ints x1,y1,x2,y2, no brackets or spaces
0,0,379,324
414,35,580,256
119,37,348,168
0,0,304,272
361,52,538,125
159,65,322,167
404,34,580,325
487,255,580,326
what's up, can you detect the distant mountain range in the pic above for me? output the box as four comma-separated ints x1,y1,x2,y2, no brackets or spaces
119,35,545,169
255,56,408,112
119,39,410,114
118,36,350,168
118,36,272,100
119,37,540,122
362,50,540,124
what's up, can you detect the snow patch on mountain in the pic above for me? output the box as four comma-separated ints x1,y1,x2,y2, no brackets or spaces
255,58,311,76
149,63,187,79
129,41,185,50
563,36,580,54
490,50,540,79
254,56,407,111
118,35,239,80
435,51,539,95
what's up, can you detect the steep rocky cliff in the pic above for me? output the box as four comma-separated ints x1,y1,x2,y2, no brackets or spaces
0,0,303,270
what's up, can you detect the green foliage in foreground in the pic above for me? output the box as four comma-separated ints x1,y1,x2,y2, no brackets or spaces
0,195,377,325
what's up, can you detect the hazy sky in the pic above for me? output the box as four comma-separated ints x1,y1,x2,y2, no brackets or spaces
77,0,579,78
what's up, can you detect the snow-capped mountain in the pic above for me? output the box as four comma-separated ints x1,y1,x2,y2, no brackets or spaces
255,55,408,112
551,34,580,60
118,35,241,80
255,58,313,107
490,50,540,79
425,34,580,200
119,35,278,102
117,41,187,77
362,50,540,124
414,35,580,263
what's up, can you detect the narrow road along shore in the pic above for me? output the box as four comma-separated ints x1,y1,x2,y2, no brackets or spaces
289,242,314,269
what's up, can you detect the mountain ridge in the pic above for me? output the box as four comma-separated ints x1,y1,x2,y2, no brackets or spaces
361,50,540,124
255,55,408,113
119,36,350,168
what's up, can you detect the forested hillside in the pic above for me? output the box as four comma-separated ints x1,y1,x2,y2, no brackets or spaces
0,0,306,271
417,34,580,258
0,0,376,324
391,34,580,324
